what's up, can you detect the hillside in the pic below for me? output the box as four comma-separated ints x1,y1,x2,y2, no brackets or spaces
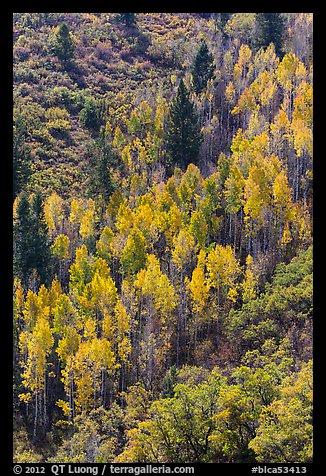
13,13,313,464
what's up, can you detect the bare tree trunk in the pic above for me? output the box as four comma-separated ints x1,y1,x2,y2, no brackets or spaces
43,372,47,434
33,392,38,441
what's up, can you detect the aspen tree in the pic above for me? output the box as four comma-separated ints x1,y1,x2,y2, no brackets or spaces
44,192,64,237
187,250,210,351
172,229,195,363
19,308,54,438
207,245,240,342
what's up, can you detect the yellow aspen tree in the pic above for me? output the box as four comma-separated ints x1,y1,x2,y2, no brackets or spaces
105,189,126,227
207,244,240,305
69,244,93,297
165,203,184,247
224,164,245,245
115,201,134,236
207,244,241,343
171,229,195,272
189,210,208,249
78,261,118,321
225,81,236,107
96,226,114,262
48,275,63,309
111,300,132,391
93,269,118,315
232,87,257,116
273,169,294,258
154,98,169,139
19,308,54,438
238,44,252,72
242,255,259,303
134,255,177,386
115,301,132,363
289,80,313,202
69,197,84,228
112,126,126,150
133,199,157,243
56,326,81,422
243,161,271,255
74,338,115,412
187,250,211,351
276,53,306,122
14,278,25,327
253,43,279,77
73,342,95,413
121,144,133,173
44,191,64,237
270,110,291,158
177,164,203,214
51,234,70,283
79,205,97,241
121,227,147,277
22,290,43,332
135,255,177,323
172,229,195,364
52,294,78,335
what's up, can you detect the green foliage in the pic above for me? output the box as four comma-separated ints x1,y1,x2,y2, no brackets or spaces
255,13,285,57
54,22,74,62
87,129,117,200
48,405,125,463
118,13,137,27
165,79,202,170
14,193,33,285
191,40,215,94
225,246,313,357
249,361,313,462
14,191,51,286
29,191,52,284
79,97,102,131
118,368,225,462
121,228,147,276
13,117,31,199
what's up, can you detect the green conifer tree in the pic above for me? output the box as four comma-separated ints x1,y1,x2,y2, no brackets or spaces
79,97,101,131
191,40,215,94
165,79,202,171
54,22,75,62
13,117,31,199
88,128,116,200
13,193,33,285
255,13,285,57
118,13,136,27
30,190,51,284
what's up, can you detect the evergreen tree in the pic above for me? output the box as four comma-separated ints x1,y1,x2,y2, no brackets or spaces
255,13,285,57
162,365,178,398
54,22,75,62
30,191,51,284
220,13,231,29
13,190,50,287
165,79,202,170
13,193,33,285
191,40,215,95
79,97,101,131
88,128,116,200
118,13,136,27
13,117,31,199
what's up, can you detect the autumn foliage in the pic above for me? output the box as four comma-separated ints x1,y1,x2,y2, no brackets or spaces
13,13,313,463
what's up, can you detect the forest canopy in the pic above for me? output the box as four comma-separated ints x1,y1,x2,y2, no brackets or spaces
13,12,313,464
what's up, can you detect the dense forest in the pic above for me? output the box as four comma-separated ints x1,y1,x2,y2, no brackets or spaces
13,13,313,463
